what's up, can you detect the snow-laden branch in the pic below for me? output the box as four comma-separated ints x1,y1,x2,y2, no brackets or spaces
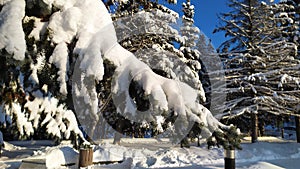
0,0,26,60
55,0,235,143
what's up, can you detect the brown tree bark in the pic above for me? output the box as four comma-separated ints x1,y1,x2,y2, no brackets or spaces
251,113,258,143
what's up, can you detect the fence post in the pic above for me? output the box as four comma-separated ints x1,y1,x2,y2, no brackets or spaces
79,147,93,168
224,149,235,169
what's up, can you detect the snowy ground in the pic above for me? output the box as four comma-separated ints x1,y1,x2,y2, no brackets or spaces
1,137,300,169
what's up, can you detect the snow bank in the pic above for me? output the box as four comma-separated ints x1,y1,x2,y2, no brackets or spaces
2,138,300,169
91,139,300,168
91,142,224,168
45,145,79,168
237,142,300,163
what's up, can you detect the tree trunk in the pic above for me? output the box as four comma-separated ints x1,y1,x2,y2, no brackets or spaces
113,132,122,145
251,113,258,143
276,116,282,132
295,116,300,143
259,121,265,137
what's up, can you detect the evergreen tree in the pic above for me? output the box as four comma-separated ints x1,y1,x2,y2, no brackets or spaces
214,0,299,142
279,0,300,142
0,0,86,143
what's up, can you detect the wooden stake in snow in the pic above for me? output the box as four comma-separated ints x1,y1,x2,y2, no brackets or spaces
79,147,93,168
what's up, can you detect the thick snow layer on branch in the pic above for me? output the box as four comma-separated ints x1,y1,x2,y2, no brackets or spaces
49,42,69,95
7,102,34,137
29,54,46,84
46,0,113,81
245,73,268,82
278,74,300,88
110,45,223,139
0,0,26,60
24,91,82,139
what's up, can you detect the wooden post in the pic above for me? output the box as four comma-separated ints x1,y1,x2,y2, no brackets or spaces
224,149,235,169
79,147,93,168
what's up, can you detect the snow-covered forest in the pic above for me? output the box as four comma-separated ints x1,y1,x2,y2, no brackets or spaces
0,0,299,168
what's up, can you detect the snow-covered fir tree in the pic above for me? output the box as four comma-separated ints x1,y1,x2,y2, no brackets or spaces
278,0,300,142
109,0,222,146
106,0,206,142
181,1,219,112
0,0,88,145
214,0,300,142
0,0,241,149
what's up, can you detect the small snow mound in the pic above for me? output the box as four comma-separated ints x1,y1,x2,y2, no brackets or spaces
93,158,133,169
45,145,78,168
2,141,24,151
93,144,126,163
250,161,284,169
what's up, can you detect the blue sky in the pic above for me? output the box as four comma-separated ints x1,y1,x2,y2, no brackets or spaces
163,0,231,49
193,0,230,48
163,0,280,49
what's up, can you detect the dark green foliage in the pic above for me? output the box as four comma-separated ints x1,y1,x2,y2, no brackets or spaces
25,0,59,20
129,80,150,112
103,0,177,19
207,126,243,150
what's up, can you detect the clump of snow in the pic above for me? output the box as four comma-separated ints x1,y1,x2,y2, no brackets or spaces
46,0,113,82
278,74,300,88
245,73,268,82
0,0,26,60
49,42,69,95
28,54,45,84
